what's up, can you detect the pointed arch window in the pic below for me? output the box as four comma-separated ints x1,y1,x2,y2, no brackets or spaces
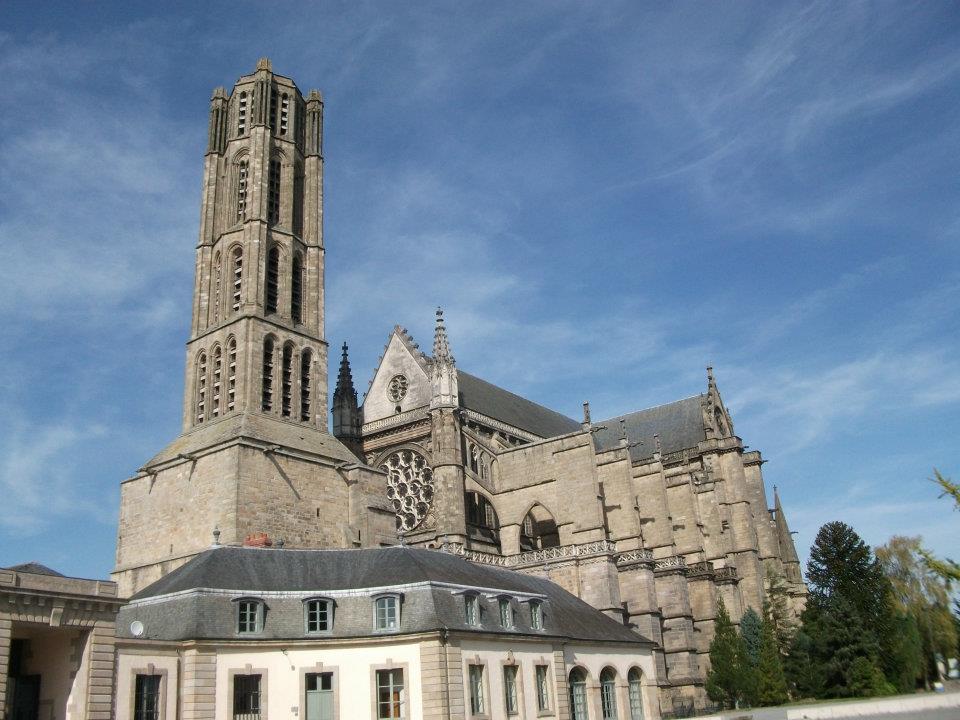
195,351,208,425
261,338,274,412
236,159,249,222
265,246,280,315
212,251,222,324
237,91,247,136
269,88,278,133
291,254,303,323
211,346,222,418
227,338,237,412
300,348,312,421
268,159,281,225
231,246,243,312
281,343,293,417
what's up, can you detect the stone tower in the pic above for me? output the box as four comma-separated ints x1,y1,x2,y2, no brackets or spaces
113,60,396,597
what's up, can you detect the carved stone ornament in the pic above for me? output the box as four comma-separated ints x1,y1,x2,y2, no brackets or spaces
386,374,409,403
381,448,434,531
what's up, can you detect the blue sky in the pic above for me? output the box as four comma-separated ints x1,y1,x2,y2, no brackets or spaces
0,1,957,580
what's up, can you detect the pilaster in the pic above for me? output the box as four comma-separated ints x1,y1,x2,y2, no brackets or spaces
181,647,217,720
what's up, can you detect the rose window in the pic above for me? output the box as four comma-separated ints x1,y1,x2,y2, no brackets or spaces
381,449,434,532
387,374,408,403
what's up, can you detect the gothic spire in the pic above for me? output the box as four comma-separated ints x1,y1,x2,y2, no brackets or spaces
433,307,455,366
333,342,356,403
430,307,458,409
332,342,362,453
773,487,801,565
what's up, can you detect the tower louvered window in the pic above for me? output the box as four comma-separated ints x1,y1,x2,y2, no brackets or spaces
291,255,303,323
281,344,293,417
268,159,281,225
270,88,278,133
261,338,274,411
227,338,237,412
211,346,222,417
265,246,280,314
212,252,222,323
236,160,249,222
195,352,207,424
231,247,243,312
300,349,312,421
280,94,289,135
237,91,247,135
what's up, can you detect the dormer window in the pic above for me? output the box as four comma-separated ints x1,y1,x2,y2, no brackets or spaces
530,600,543,630
464,594,480,627
498,597,513,628
374,594,400,631
235,598,263,634
304,598,333,634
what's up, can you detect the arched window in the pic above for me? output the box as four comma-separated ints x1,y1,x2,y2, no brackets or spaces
261,338,274,411
268,158,281,225
520,505,561,551
269,88,278,133
265,246,280,314
600,668,618,720
195,351,207,425
569,669,588,720
237,91,247,135
300,349,312,421
231,246,243,312
714,407,727,437
291,255,303,323
211,346,222,417
465,491,500,549
281,343,293,417
227,338,237,412
236,159,249,222
628,668,645,720
212,251,222,324
280,93,289,136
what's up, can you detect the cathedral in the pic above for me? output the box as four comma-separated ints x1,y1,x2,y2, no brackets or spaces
107,59,806,717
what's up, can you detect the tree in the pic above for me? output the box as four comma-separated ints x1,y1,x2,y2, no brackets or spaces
741,607,763,667
877,535,957,688
755,611,789,705
766,571,797,654
920,470,960,583
706,597,753,708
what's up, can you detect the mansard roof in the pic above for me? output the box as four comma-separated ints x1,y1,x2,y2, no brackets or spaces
124,546,648,645
457,371,581,439
593,395,707,462
4,562,64,577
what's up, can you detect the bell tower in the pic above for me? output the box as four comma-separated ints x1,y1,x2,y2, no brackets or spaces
113,61,396,597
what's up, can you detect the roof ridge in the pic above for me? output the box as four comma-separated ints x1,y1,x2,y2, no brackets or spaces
596,394,704,422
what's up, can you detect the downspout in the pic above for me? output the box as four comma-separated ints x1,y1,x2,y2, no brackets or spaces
440,626,452,720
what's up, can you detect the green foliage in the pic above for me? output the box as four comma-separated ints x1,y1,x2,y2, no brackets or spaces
921,470,960,583
755,611,789,706
785,627,824,700
766,571,797,653
706,597,753,709
740,607,763,667
883,612,923,693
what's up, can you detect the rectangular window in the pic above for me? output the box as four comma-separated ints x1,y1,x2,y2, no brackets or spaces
498,598,513,628
233,674,261,720
134,674,161,720
305,599,331,633
376,669,404,720
375,596,398,630
268,159,281,225
305,672,333,720
503,665,518,715
237,600,261,633
468,664,485,716
530,600,543,630
535,665,550,712
464,595,479,626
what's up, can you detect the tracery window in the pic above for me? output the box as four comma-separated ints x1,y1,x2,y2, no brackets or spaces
213,251,222,323
268,159,281,225
195,351,207,424
265,246,279,314
380,449,434,532
211,345,222,417
300,349,312,421
236,159,249,222
237,91,247,136
281,343,293,417
227,338,237,412
291,255,303,323
231,246,243,312
261,338,274,411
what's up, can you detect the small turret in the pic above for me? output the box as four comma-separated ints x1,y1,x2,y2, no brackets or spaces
332,342,362,456
430,308,458,409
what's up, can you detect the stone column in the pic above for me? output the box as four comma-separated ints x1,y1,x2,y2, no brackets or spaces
182,648,217,720
552,647,571,720
420,637,465,720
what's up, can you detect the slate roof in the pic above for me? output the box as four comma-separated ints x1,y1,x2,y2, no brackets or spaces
125,546,649,645
593,395,707,462
4,562,64,577
457,371,581,439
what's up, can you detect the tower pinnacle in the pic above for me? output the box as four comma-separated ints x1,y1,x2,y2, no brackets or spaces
332,343,362,456
430,308,458,409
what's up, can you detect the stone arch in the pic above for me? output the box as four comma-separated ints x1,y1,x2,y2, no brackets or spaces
519,503,560,551
464,489,500,551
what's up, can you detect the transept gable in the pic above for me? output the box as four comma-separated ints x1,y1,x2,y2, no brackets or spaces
362,327,432,425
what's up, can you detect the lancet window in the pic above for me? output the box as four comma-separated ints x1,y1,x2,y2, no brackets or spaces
291,255,303,323
231,246,243,312
261,338,274,411
227,338,237,412
212,252,222,324
237,91,247,136
265,246,280,315
236,159,249,222
268,159,281,225
211,345,222,418
300,349,312,421
195,352,207,425
281,343,293,417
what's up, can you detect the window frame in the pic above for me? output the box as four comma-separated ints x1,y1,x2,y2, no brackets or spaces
627,668,645,720
303,597,334,635
569,667,589,720
373,593,401,632
467,663,487,717
600,667,618,720
498,596,514,629
534,664,551,714
129,669,166,720
529,599,544,630
372,665,407,720
502,664,519,716
464,593,481,627
234,597,264,635
231,670,266,720
298,663,338,720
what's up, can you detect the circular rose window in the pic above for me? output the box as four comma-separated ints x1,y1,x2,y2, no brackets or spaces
387,374,408,403
381,449,434,532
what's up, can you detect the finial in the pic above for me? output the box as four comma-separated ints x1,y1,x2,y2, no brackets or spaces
582,401,592,427
256,57,272,72
212,527,221,546
707,366,716,389
308,89,323,103
433,307,454,364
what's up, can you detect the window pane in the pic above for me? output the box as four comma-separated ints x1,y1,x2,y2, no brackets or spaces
376,669,404,719
233,674,261,720
601,673,618,720
536,665,550,711
628,673,645,719
468,665,484,715
134,674,161,720
503,665,518,714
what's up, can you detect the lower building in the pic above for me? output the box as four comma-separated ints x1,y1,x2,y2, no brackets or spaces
114,545,659,720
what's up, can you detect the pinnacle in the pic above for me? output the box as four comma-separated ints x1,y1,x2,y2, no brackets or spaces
334,342,355,396
256,57,272,72
433,307,454,365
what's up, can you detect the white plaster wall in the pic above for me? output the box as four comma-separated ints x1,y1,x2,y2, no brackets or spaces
563,644,658,720
458,639,558,720
115,651,179,720
363,335,431,424
215,641,424,720
18,628,85,720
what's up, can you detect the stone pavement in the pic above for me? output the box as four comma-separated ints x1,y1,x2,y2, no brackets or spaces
697,689,960,719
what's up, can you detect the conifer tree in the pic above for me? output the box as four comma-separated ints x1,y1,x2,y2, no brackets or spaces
706,597,752,708
766,571,797,653
756,612,789,705
740,607,763,667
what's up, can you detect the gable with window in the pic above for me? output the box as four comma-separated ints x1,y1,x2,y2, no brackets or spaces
464,593,480,627
498,597,513,628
